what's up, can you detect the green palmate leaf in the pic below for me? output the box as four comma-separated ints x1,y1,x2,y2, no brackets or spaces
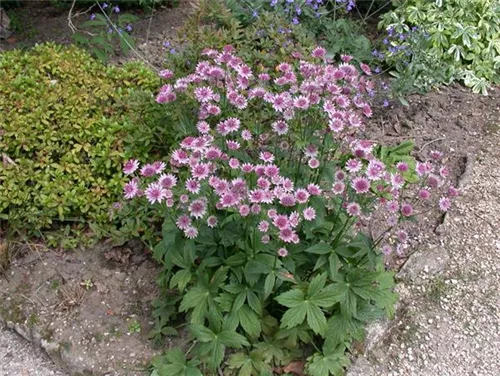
263,273,276,299
275,325,312,349
190,324,216,342
309,282,348,307
304,242,332,255
238,305,262,337
218,330,250,348
305,348,350,376
308,273,327,296
170,269,192,291
152,348,203,376
275,289,305,308
306,304,327,335
280,305,308,329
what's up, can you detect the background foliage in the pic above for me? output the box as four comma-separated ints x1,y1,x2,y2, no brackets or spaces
0,43,159,239
379,0,500,94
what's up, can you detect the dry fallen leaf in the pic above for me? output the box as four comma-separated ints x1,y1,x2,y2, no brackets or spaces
283,360,305,375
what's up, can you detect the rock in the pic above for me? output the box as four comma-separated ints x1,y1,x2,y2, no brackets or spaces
346,356,376,376
363,319,391,354
0,8,12,40
396,245,450,284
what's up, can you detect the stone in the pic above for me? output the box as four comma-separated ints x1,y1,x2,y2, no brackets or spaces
0,8,12,40
396,245,450,284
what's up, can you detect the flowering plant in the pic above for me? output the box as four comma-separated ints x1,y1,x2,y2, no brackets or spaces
126,47,456,374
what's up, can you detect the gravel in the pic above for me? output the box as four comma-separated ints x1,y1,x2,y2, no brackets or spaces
0,327,67,376
350,133,500,376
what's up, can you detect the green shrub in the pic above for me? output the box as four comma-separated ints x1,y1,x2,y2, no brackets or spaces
379,0,500,94
0,43,159,236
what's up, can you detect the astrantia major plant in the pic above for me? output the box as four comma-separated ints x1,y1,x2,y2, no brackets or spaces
126,47,457,375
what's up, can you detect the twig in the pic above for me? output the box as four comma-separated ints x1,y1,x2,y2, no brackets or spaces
96,1,160,71
67,0,77,33
419,137,445,152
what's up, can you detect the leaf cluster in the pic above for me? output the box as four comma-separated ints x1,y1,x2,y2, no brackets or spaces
0,43,159,240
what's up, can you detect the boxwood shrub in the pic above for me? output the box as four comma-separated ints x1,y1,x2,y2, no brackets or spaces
0,43,159,235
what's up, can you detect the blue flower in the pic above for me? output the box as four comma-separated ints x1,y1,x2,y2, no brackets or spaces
163,41,171,48
102,3,108,9
292,17,299,25
295,6,302,15
270,0,278,7
383,99,390,107
113,6,120,13
90,13,96,20
107,27,113,34
169,48,177,54
252,9,258,18
383,38,389,45
374,66,381,74
126,24,133,32
346,0,355,11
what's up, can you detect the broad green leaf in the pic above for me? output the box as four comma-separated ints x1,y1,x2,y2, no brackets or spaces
304,242,332,255
280,305,308,329
275,289,305,308
218,330,250,348
306,304,327,335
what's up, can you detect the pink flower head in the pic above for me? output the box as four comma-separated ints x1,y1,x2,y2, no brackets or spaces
391,173,405,189
329,118,344,132
273,215,290,230
280,194,296,207
429,150,443,160
185,178,201,194
145,183,165,204
397,230,408,243
238,204,250,217
241,129,252,141
264,165,280,178
191,163,210,180
197,121,210,134
259,151,275,163
184,226,199,239
123,180,138,199
207,215,218,228
335,170,346,181
311,46,327,58
180,194,189,203
123,159,139,175
439,197,451,212
158,173,178,189
267,209,278,219
366,160,385,181
226,140,241,150
295,188,310,204
176,215,192,230
448,186,459,197
332,181,345,195
346,202,361,216
396,162,409,173
439,166,449,178
194,86,214,103
189,199,207,219
261,235,270,244
159,69,174,79
308,158,320,169
229,158,240,169
304,144,318,158
341,54,353,62
351,177,370,194
140,163,157,177
272,120,289,135
278,247,289,257
279,228,296,243
258,220,270,232
418,189,430,200
303,207,316,221
427,174,440,189
360,63,372,76
307,183,322,196
346,159,362,173
386,200,399,212
381,244,392,255
401,203,414,217
251,204,261,214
